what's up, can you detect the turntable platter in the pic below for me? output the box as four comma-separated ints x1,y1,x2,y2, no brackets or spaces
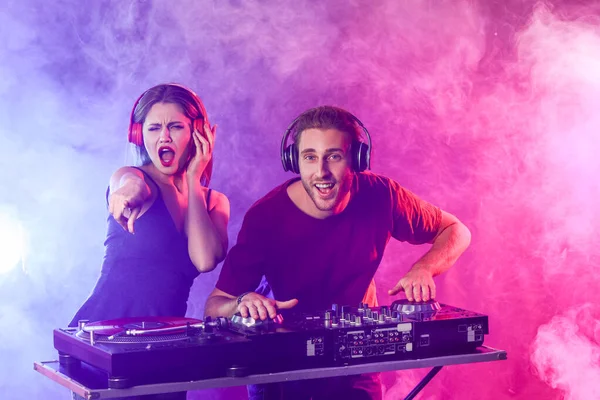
75,316,204,343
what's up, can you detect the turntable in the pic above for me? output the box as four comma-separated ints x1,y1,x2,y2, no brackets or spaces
53,316,252,388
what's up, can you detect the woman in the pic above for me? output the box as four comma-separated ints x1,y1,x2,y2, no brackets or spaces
70,83,229,399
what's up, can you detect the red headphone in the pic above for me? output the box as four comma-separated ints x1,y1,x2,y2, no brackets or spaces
127,83,209,146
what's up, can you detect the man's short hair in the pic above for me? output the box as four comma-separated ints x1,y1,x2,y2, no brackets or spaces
291,106,362,146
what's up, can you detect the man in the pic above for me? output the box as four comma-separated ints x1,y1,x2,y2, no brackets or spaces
205,106,471,399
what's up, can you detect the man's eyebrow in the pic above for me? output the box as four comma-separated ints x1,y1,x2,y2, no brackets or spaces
300,147,344,154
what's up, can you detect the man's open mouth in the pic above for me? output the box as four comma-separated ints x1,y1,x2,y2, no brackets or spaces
315,182,334,195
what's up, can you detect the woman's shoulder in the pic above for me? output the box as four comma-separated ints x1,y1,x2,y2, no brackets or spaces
110,165,145,179
203,188,230,212
108,166,147,192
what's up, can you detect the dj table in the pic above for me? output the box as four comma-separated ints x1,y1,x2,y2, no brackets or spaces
34,300,507,399
34,345,506,399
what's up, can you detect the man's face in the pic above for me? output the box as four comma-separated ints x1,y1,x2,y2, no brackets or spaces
297,128,354,215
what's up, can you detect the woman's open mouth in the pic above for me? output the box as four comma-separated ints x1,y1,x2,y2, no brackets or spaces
158,146,175,167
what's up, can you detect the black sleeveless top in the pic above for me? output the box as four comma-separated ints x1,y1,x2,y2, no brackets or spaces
69,168,209,325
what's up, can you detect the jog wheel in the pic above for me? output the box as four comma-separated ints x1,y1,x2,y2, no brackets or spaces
231,313,283,328
391,299,441,321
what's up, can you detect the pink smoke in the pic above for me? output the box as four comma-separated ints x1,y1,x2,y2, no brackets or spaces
531,304,600,400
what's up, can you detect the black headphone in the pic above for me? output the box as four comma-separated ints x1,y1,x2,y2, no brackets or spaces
280,108,372,174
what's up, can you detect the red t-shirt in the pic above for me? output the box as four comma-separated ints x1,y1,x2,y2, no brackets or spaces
216,172,441,313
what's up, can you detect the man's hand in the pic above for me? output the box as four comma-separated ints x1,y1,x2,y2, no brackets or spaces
238,292,298,320
388,266,436,302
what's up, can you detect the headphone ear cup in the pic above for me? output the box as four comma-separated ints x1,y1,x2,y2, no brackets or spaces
353,141,370,172
129,123,143,146
281,145,292,171
290,143,299,174
282,144,300,174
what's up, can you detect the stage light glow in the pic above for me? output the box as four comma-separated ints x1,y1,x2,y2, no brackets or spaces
0,211,25,274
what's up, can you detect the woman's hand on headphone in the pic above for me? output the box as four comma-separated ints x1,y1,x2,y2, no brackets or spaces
186,123,215,185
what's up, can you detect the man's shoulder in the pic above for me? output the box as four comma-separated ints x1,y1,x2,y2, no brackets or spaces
357,171,399,191
355,172,416,210
245,178,296,218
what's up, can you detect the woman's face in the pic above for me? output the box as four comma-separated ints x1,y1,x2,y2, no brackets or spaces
142,102,193,174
